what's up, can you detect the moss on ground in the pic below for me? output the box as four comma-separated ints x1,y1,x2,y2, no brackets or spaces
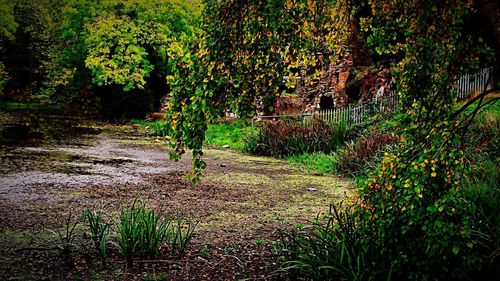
202,148,353,230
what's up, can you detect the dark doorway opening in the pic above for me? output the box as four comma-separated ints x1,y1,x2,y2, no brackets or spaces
319,95,334,110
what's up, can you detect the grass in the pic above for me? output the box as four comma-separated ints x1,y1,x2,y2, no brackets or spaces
205,123,257,150
287,152,337,174
115,201,175,265
83,208,110,267
131,119,256,150
0,101,44,111
457,97,500,117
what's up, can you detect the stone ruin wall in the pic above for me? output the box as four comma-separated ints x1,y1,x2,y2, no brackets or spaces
276,60,394,116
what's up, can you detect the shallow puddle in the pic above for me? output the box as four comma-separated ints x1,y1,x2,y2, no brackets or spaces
0,116,187,203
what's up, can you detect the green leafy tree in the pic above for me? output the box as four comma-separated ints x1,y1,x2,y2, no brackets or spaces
0,0,17,40
84,14,155,91
166,1,499,278
0,0,17,97
55,0,202,117
0,0,63,101
164,0,336,181
344,0,497,279
61,0,201,90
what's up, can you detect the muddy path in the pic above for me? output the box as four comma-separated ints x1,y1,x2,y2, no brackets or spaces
0,117,353,280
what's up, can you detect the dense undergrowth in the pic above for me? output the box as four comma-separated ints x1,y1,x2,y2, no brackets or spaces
243,120,347,158
272,105,500,280
131,102,498,280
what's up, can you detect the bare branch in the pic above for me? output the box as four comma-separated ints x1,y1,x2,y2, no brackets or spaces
451,86,499,120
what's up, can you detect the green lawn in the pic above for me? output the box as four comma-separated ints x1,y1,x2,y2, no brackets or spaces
131,119,257,150
458,97,499,116
286,152,338,175
205,122,257,150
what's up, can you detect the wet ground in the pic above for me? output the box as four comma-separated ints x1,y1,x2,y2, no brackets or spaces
0,114,353,280
0,124,178,202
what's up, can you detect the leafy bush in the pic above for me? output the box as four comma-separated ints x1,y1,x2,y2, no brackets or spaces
359,139,482,280
276,193,483,280
334,130,396,177
245,120,346,158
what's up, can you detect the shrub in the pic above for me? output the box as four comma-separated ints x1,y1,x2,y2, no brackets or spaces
244,120,346,158
344,113,396,142
358,135,483,280
334,130,397,177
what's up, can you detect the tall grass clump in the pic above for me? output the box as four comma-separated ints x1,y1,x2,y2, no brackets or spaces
245,120,346,158
462,153,500,280
115,201,174,266
50,212,79,268
274,202,386,281
83,208,110,267
140,208,174,258
334,130,397,177
114,200,198,266
171,216,198,258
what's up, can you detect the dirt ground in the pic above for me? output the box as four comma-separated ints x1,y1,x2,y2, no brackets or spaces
0,118,353,280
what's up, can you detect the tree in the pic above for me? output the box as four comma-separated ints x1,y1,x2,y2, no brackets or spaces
0,0,17,97
343,0,497,278
57,0,202,117
0,0,17,40
164,0,337,181
165,1,498,277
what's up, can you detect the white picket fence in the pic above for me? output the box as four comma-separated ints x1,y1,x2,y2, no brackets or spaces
308,68,493,126
305,93,399,126
456,68,493,100
253,68,493,126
